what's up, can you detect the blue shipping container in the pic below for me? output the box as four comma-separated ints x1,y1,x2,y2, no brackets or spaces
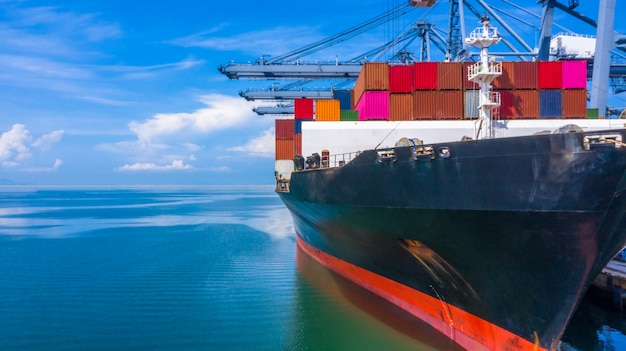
294,119,302,134
540,90,562,118
333,90,353,110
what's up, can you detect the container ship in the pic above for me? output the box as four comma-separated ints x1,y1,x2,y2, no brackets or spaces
274,18,626,351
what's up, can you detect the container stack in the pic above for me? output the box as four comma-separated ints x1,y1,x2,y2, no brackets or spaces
333,90,359,121
275,118,296,177
560,60,588,118
490,61,540,119
300,60,587,124
275,60,591,168
292,98,315,162
389,64,414,121
485,60,587,119
354,62,390,120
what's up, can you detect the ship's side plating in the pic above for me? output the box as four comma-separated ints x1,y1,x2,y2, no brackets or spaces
278,130,626,351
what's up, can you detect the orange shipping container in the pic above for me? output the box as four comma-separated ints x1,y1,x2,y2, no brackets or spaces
493,62,515,90
413,91,437,119
354,62,390,104
562,89,588,118
389,93,414,121
315,99,341,121
514,90,539,119
275,139,295,160
436,91,463,120
437,62,463,90
294,133,302,156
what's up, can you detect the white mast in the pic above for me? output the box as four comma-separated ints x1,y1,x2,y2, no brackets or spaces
465,15,502,139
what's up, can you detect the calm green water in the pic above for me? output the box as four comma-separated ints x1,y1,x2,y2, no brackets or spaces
0,188,623,350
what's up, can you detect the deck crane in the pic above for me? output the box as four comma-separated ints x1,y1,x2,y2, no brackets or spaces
220,0,626,116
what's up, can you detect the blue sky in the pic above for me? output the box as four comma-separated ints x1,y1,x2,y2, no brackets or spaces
0,0,624,186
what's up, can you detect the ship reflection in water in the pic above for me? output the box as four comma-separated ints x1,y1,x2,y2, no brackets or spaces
290,246,464,351
292,246,626,351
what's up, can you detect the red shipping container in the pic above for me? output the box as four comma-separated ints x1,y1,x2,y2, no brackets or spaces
275,119,294,139
514,90,539,119
294,98,314,119
538,61,563,89
562,60,587,89
389,65,414,93
463,62,479,90
413,62,438,90
389,93,414,121
413,91,437,119
436,91,463,120
355,91,389,120
493,62,515,90
497,90,515,119
514,62,538,90
562,89,587,118
437,62,463,90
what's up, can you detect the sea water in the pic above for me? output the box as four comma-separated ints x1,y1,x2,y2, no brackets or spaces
0,187,623,351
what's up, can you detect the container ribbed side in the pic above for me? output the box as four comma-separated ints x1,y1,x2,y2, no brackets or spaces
315,100,340,121
514,62,538,89
389,65,414,93
413,62,438,90
562,89,587,118
390,93,414,121
275,119,294,139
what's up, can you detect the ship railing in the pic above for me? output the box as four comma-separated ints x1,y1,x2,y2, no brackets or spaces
467,61,502,82
468,26,498,40
326,151,361,168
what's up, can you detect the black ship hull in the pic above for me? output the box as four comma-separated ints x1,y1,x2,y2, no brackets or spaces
278,130,626,351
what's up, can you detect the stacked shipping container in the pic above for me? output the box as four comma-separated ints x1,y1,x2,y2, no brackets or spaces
303,60,587,123
277,60,590,162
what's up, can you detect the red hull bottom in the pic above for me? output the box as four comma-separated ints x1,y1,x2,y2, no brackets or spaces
296,235,546,351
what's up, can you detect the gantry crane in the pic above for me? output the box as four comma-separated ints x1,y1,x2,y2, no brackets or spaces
219,0,626,116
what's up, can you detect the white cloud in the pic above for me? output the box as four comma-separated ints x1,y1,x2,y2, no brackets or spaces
128,93,256,145
227,127,275,158
170,26,323,55
0,124,32,162
21,159,63,173
0,124,64,169
32,130,65,151
116,159,195,172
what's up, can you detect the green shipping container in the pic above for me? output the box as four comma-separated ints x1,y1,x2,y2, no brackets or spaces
587,108,599,119
340,110,359,121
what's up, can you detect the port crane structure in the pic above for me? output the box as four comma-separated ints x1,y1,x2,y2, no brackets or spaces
218,0,626,117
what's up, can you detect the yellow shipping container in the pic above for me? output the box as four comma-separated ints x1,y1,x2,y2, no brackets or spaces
315,99,341,121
